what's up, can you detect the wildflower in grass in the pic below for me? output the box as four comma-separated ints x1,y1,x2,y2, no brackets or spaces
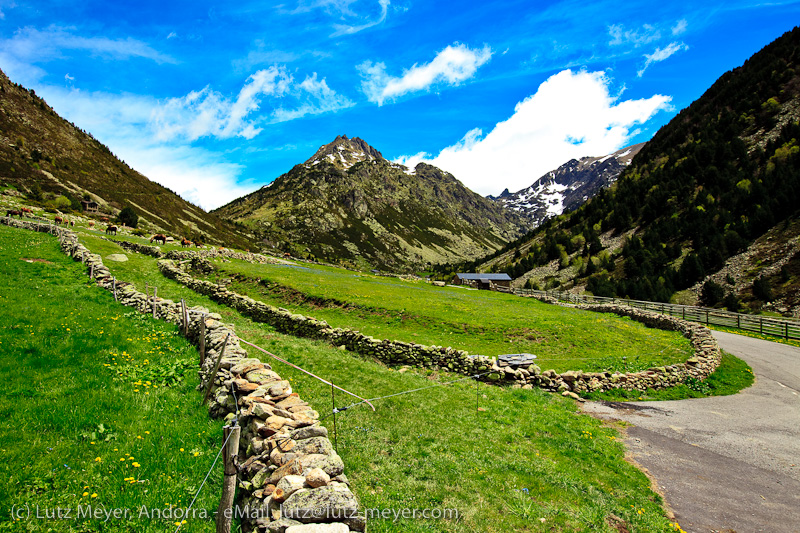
132,462,140,468
91,493,98,498
82,492,88,497
94,457,102,462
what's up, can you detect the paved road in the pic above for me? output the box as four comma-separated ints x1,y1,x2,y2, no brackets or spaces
583,331,800,533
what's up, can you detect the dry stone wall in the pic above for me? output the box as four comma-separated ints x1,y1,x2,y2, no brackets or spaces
159,258,723,395
1,217,363,533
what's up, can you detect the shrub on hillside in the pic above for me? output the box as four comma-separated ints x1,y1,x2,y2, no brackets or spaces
701,280,726,307
117,206,139,228
753,276,773,301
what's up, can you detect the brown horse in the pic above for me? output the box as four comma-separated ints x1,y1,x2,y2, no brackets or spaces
61,217,69,226
88,221,95,228
193,241,204,248
150,234,167,244
54,216,63,225
6,209,22,218
69,220,75,227
181,238,191,247
20,208,32,216
106,225,118,235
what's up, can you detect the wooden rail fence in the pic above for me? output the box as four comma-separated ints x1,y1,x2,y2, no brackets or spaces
515,289,800,341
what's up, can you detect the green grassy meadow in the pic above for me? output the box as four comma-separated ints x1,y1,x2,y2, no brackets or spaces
200,256,694,374
0,223,694,531
0,225,224,532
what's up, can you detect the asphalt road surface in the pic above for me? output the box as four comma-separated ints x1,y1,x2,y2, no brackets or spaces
583,331,800,533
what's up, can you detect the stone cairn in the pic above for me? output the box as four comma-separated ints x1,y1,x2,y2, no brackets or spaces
159,258,722,395
2,217,362,533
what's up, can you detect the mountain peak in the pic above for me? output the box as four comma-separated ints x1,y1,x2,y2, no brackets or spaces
304,135,385,170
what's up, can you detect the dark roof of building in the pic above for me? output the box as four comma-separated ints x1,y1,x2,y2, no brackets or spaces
455,273,512,281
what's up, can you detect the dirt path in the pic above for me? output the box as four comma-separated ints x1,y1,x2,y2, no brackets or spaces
583,331,800,533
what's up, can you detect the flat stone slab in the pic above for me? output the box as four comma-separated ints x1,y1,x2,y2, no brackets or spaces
497,353,537,367
106,253,128,262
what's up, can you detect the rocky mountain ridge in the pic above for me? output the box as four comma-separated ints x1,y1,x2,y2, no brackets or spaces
215,135,529,270
489,143,644,226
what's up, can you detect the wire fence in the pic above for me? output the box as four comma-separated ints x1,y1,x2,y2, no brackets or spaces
515,288,800,341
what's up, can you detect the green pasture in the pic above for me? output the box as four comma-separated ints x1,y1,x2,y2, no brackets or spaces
0,224,697,531
0,225,224,532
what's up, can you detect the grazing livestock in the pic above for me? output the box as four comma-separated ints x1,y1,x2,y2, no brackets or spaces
181,238,191,247
6,209,22,218
21,207,32,216
150,234,167,244
88,221,95,228
54,216,63,225
70,220,75,227
100,216,109,223
193,241,204,248
106,225,118,235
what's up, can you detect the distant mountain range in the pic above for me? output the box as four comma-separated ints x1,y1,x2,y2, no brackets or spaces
488,143,643,226
213,135,529,270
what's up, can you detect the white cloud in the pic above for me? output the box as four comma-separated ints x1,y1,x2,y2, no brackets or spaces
608,23,661,47
331,0,390,36
672,19,688,36
359,43,492,105
0,25,177,65
292,0,360,16
36,86,254,210
637,41,689,77
151,67,293,141
166,31,178,40
394,69,672,196
272,73,355,122
64,73,74,82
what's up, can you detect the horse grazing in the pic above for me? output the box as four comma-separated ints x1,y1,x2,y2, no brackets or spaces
88,221,95,228
106,225,118,235
54,216,63,225
6,209,22,218
181,238,191,247
69,220,75,227
150,234,167,244
193,241,204,248
60,217,69,226
20,208,32,216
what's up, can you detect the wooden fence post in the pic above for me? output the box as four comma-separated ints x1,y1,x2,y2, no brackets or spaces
199,314,207,364
113,277,118,302
203,333,230,404
89,264,94,279
152,287,158,318
215,424,241,533
181,299,187,336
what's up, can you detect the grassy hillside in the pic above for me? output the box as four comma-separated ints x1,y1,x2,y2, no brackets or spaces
0,69,253,249
457,27,800,309
196,256,693,373
0,225,224,532
45,224,689,532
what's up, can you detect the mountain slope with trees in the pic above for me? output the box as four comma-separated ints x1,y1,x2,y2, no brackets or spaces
443,26,800,311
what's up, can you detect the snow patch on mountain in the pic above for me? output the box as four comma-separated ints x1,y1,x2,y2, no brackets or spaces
490,143,644,227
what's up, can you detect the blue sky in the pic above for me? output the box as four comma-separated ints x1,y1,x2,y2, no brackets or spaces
1,1,798,209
